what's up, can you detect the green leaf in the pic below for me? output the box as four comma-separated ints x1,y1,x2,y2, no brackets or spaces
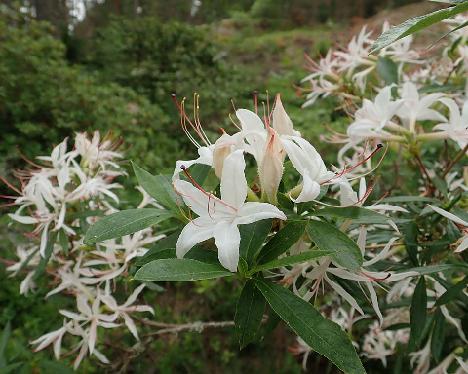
133,162,181,212
402,222,419,266
84,209,172,244
257,221,307,264
235,280,265,349
136,230,181,265
409,277,427,349
314,206,391,224
255,279,365,374
431,309,446,363
0,322,11,368
399,264,468,275
435,276,468,306
376,56,398,85
239,219,272,265
134,258,232,281
254,250,332,272
371,2,468,53
306,220,363,271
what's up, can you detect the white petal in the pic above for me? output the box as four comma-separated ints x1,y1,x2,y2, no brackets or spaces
236,109,265,134
236,202,287,225
429,205,468,226
272,94,296,136
455,236,468,253
220,150,247,209
325,275,364,315
295,171,321,203
214,222,241,272
176,217,215,258
173,179,211,218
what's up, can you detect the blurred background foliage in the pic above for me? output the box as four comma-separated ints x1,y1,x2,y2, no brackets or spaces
0,0,439,372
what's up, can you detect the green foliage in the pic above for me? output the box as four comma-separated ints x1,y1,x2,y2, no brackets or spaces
135,258,233,281
255,279,365,374
87,18,245,126
0,11,177,173
234,280,265,349
84,208,172,244
371,1,468,53
306,220,363,271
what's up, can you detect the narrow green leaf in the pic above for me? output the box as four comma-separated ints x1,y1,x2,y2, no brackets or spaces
435,276,468,306
431,309,446,362
306,220,363,271
399,264,468,275
371,2,468,53
409,277,427,349
84,209,172,244
134,258,232,281
255,279,365,374
376,56,398,85
257,221,307,264
402,222,419,266
133,162,181,212
0,322,11,368
239,219,272,265
235,280,265,349
254,250,332,272
314,206,391,224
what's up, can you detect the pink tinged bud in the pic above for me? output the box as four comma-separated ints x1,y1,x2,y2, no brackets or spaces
259,129,284,204
212,133,239,178
272,94,296,136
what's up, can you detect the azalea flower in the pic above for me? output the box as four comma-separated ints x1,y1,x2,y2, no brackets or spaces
174,149,286,271
347,86,403,142
281,136,334,203
396,82,446,132
433,98,468,150
236,94,300,202
31,321,72,359
100,283,154,340
59,295,119,355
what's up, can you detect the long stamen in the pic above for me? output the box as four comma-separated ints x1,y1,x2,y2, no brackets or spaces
180,166,237,212
321,144,383,185
360,270,391,282
0,175,21,195
253,91,258,114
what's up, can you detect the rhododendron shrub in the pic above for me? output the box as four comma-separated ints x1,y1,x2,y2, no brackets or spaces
3,13,467,374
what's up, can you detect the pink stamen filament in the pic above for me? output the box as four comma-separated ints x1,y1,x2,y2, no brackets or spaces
180,166,237,213
321,144,383,185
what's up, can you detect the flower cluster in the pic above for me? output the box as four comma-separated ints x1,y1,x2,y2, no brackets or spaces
6,133,159,368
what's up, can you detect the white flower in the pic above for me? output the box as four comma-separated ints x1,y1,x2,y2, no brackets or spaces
74,131,123,171
100,284,154,340
281,136,334,203
60,295,119,354
396,82,446,132
347,86,403,142
433,98,468,150
31,321,71,359
236,95,299,202
174,149,286,271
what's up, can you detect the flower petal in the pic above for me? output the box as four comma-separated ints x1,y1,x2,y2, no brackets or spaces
176,217,215,258
236,202,287,225
214,222,240,272
220,150,247,209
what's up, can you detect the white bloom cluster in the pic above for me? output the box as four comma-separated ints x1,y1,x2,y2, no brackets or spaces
6,132,159,368
171,94,385,272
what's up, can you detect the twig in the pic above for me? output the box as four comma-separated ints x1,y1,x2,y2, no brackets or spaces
442,144,468,178
146,321,236,336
